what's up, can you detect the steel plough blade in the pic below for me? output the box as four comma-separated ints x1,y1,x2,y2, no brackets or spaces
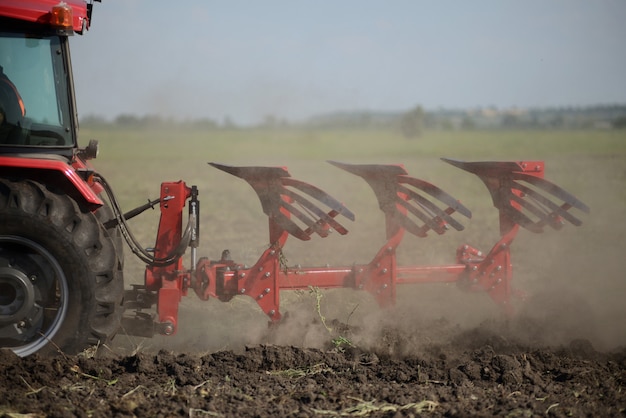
328,161,471,237
209,163,354,240
442,158,590,232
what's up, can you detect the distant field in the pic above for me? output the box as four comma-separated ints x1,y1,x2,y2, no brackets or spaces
85,127,626,163
82,127,626,351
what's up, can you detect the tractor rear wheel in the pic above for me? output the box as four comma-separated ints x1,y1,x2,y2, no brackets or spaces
0,178,124,356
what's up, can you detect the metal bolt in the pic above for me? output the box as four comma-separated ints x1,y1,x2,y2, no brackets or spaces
382,284,388,289
240,288,246,294
500,243,507,249
269,310,275,316
264,272,271,278
381,268,388,274
264,288,271,293
30,275,37,282
258,294,264,299
239,272,246,278
258,266,263,272
496,265,502,271
472,266,478,271
270,250,275,256
358,268,363,274
477,251,482,256
17,320,26,328
163,324,174,335
387,247,393,253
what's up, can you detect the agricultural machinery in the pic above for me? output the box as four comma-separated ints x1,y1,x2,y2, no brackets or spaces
0,1,589,357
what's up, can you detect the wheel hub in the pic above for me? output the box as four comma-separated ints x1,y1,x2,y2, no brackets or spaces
0,267,37,325
0,236,65,355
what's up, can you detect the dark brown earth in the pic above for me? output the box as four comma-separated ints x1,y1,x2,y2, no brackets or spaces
1,315,624,418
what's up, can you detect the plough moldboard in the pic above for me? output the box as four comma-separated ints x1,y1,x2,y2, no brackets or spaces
121,159,590,337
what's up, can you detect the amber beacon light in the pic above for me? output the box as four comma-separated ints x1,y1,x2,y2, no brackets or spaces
50,2,73,30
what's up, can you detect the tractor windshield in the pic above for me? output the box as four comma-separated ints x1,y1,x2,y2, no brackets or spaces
0,32,73,148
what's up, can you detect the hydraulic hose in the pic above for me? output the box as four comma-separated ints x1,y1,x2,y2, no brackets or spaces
94,173,193,267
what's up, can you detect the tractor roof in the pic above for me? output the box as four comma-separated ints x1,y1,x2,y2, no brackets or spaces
0,0,89,33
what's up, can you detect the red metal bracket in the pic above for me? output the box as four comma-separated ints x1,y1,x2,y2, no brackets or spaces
144,181,192,335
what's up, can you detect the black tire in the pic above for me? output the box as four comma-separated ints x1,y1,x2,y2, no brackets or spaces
0,178,124,356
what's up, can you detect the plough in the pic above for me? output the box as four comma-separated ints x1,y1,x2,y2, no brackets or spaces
119,158,589,337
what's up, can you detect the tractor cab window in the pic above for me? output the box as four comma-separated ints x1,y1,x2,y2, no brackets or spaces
0,32,73,147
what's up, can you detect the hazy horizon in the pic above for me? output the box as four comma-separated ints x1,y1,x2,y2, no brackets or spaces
71,1,626,126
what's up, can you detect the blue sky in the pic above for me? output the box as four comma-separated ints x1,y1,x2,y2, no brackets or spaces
71,1,626,125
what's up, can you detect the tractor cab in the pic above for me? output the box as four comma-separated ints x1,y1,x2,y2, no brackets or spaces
0,1,91,159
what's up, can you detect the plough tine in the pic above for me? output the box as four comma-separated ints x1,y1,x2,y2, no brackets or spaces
398,176,472,219
398,184,467,231
442,158,589,233
282,178,356,222
282,189,349,235
511,181,583,227
209,162,353,241
392,201,434,236
507,192,555,232
281,190,328,237
512,173,590,214
329,160,470,237
272,210,313,240
500,204,544,232
278,198,329,237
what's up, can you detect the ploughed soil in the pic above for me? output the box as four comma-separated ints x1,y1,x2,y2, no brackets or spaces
1,316,625,418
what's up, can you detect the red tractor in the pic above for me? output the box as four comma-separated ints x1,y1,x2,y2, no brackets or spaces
0,0,124,356
0,1,589,357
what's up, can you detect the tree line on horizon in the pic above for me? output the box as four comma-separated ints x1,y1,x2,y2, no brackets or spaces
80,104,626,137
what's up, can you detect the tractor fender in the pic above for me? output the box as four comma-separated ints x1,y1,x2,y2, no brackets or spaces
0,155,103,211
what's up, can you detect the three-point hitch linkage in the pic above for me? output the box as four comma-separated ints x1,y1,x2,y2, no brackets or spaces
120,159,589,337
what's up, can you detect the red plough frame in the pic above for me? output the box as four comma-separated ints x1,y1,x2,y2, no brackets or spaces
123,159,589,336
